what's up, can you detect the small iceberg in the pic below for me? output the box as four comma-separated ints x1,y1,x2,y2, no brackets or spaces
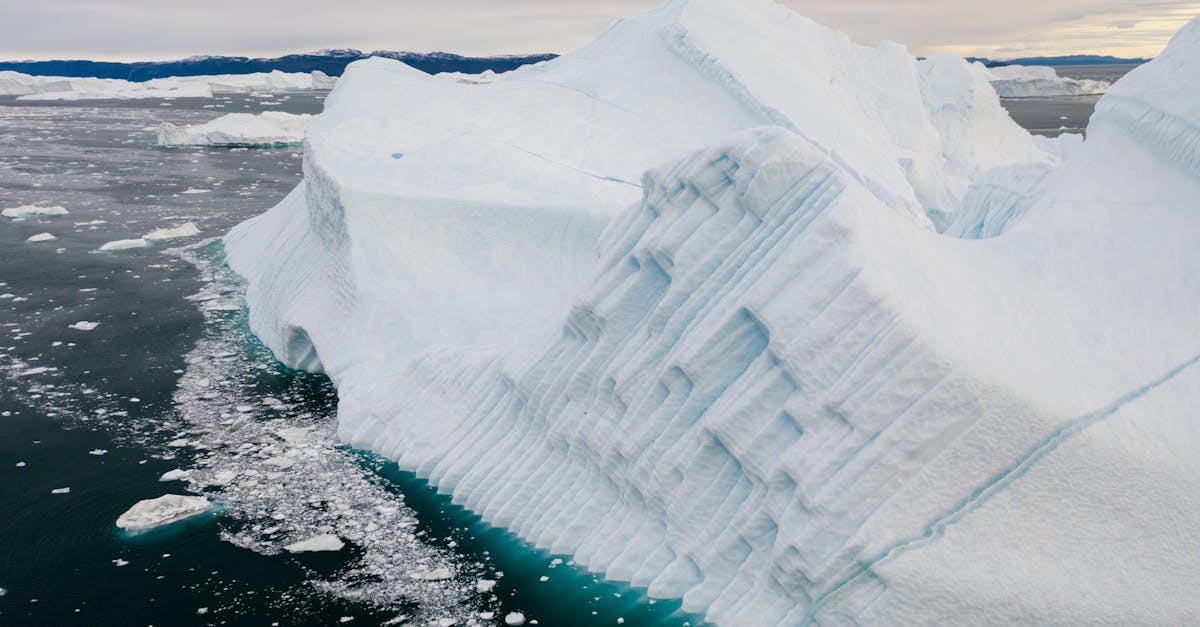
144,222,200,241
25,232,57,242
68,321,99,331
99,238,150,251
158,469,191,482
116,494,213,532
157,112,311,148
3,205,68,218
283,534,344,553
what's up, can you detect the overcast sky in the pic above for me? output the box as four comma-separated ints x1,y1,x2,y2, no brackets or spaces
1,0,1196,62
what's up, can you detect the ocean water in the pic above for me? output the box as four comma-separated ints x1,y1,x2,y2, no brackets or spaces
0,93,697,626
0,65,1139,626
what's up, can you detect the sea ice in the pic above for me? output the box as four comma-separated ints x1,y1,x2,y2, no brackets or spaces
68,321,99,331
98,238,150,251
504,612,526,626
2,205,68,218
116,494,213,531
159,469,191,482
144,222,201,241
25,232,56,242
283,534,345,553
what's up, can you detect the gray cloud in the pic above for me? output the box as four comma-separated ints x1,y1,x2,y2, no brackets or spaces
0,0,1196,61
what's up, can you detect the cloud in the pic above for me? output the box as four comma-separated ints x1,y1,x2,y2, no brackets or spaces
0,0,1195,61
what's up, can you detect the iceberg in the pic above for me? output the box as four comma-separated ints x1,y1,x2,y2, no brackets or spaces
25,232,56,242
984,64,1110,98
2,204,69,218
157,112,311,147
224,0,1200,624
117,494,214,532
99,238,150,251
1,69,329,101
144,222,202,241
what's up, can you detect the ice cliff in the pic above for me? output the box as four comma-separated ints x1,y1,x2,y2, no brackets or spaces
224,0,1200,624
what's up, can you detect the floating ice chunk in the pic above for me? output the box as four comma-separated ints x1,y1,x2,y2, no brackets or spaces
25,232,56,242
113,559,129,567
283,534,344,553
504,612,526,626
475,579,496,593
0,586,6,596
88,449,108,456
419,567,453,581
196,607,209,615
68,321,98,331
2,205,68,218
98,238,150,251
51,487,70,495
180,189,211,194
116,494,213,531
144,222,200,241
263,456,296,469
157,112,311,148
166,438,190,447
159,469,190,482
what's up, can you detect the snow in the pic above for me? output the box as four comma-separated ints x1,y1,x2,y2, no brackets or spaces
283,533,345,553
68,321,99,331
144,222,201,241
157,112,312,147
98,238,150,251
116,494,213,531
2,205,68,218
1,69,327,101
25,232,56,242
984,64,1110,98
222,0,1200,625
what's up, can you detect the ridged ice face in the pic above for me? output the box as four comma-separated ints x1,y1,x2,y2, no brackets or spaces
224,2,1200,625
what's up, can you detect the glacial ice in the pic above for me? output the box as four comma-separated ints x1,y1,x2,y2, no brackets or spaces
116,494,214,531
0,69,330,101
157,112,311,148
223,0,1200,624
144,222,201,241
99,238,150,251
984,63,1110,98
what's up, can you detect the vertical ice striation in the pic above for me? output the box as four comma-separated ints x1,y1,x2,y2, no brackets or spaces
225,1,1200,624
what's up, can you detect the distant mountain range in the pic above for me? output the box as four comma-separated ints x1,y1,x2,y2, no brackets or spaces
0,50,1146,82
0,50,559,81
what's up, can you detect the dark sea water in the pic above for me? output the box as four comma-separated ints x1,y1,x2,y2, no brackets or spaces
0,93,697,627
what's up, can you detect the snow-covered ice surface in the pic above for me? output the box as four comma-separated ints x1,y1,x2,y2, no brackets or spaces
1,70,330,101
116,494,214,532
985,64,1110,98
157,112,312,148
225,1,1200,625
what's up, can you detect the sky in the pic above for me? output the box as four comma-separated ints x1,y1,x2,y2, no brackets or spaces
0,0,1196,62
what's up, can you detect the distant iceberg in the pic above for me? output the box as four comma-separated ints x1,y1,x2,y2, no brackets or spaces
157,112,311,147
223,0,1200,624
0,69,332,101
984,63,1110,98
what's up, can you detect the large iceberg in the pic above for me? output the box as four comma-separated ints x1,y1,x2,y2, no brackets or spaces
224,0,1200,624
984,64,1110,98
0,69,332,100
